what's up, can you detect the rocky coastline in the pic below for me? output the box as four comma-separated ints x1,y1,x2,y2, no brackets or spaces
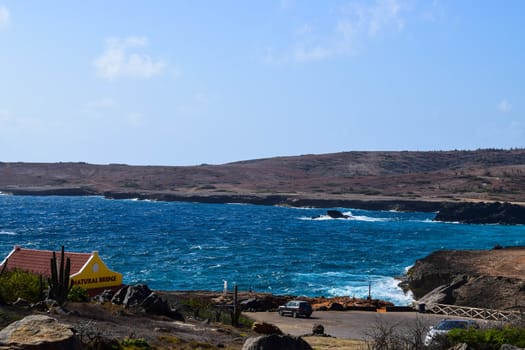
3,186,525,224
403,246,525,310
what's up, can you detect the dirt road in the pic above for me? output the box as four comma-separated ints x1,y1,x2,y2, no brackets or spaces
244,310,457,340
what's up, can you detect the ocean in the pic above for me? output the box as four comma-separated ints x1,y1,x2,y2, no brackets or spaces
1,195,524,305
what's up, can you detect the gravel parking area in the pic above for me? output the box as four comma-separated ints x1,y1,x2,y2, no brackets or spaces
244,310,459,340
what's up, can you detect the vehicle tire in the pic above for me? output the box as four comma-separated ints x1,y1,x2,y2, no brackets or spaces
293,312,297,318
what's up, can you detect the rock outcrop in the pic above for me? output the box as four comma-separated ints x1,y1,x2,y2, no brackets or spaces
112,284,184,320
251,322,283,335
0,315,82,350
242,334,313,350
326,210,350,219
434,201,525,225
405,248,525,309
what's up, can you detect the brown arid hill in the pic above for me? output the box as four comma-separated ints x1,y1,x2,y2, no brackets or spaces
1,149,525,215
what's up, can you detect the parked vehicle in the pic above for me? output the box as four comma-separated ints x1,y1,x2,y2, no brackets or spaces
424,319,479,345
278,300,313,318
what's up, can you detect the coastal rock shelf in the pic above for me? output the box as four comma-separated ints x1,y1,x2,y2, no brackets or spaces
434,201,525,225
404,247,525,309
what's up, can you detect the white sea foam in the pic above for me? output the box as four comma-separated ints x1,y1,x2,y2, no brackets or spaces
0,231,16,235
292,271,413,305
302,212,389,222
327,276,414,306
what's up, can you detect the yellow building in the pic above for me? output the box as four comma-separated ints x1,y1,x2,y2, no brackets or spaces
0,246,123,292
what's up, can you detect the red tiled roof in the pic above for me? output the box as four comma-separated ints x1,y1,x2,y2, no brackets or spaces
0,246,92,277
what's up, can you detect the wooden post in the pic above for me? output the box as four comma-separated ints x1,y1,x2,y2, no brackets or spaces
232,284,239,327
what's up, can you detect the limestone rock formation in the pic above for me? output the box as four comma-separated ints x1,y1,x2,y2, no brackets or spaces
405,248,525,309
0,315,82,350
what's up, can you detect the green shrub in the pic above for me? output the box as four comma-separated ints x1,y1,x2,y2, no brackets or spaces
68,285,89,302
448,325,525,349
120,337,151,349
0,269,44,303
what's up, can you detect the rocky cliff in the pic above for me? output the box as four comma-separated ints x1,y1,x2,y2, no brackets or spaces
404,247,525,309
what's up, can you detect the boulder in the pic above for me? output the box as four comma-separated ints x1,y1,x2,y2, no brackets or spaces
112,284,152,307
0,315,82,350
449,343,470,350
501,345,524,350
251,322,282,335
312,324,325,336
12,298,31,309
94,289,115,304
141,292,184,321
328,302,344,311
111,285,129,305
242,334,312,350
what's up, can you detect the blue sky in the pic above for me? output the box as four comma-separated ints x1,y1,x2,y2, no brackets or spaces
0,1,523,165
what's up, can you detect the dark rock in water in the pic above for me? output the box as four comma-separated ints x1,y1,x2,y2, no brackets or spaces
434,201,525,225
326,210,350,219
242,334,312,350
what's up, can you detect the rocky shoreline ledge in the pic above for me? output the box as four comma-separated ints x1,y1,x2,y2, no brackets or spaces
402,246,525,310
3,186,525,224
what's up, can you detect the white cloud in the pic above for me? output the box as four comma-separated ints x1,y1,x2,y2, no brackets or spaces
0,5,9,28
498,99,512,113
93,36,166,81
267,0,406,64
367,0,404,35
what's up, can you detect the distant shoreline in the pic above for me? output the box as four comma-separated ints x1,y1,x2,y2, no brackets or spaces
2,187,525,224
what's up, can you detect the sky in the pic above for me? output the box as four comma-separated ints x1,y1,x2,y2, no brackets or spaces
0,1,523,166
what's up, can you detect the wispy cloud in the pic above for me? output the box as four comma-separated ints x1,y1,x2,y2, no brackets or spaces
498,99,512,113
266,0,407,64
93,36,166,81
0,5,9,28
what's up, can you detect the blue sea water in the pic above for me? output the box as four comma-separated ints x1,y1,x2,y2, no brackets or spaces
1,195,524,305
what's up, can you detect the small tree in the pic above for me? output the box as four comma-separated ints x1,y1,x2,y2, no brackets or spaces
48,246,71,305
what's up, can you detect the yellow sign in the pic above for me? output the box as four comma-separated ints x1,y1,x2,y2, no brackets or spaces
70,251,122,289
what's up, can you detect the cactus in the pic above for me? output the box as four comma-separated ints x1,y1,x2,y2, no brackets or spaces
48,246,71,305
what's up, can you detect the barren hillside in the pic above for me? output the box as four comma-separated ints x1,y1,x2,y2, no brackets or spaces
1,149,525,208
